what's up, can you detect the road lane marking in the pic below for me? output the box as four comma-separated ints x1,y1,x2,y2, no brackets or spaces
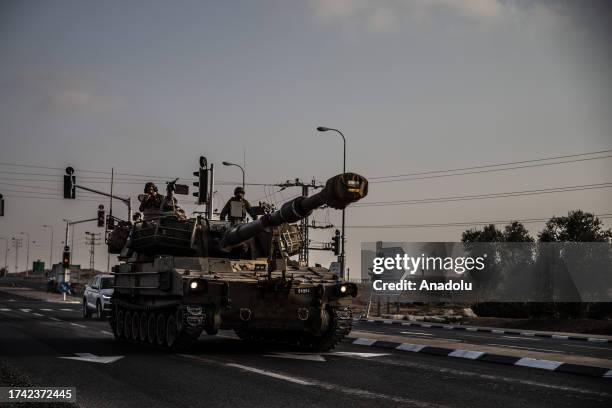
59,353,123,364
521,332,535,337
70,323,87,328
31,312,43,316
562,343,611,350
60,308,75,312
448,350,484,360
466,327,478,331
0,308,10,312
19,308,31,312
353,338,377,346
400,331,433,336
502,336,540,341
487,343,566,354
515,358,563,370
227,363,314,385
551,335,568,340
588,338,608,343
39,308,52,311
100,330,114,336
264,353,327,362
48,317,61,321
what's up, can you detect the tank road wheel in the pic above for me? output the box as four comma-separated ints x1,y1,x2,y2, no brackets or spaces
300,306,353,352
139,312,148,342
131,312,140,341
124,311,132,340
147,313,156,344
176,308,184,332
156,313,167,347
166,314,177,348
116,309,125,338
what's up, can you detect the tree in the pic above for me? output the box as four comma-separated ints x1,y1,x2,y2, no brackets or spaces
462,224,503,243
503,221,534,242
538,210,612,242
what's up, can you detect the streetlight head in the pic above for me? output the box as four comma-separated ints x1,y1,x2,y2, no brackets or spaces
222,161,232,166
317,126,330,132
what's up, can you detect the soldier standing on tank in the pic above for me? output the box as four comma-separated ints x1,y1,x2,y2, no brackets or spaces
220,186,257,222
139,182,163,213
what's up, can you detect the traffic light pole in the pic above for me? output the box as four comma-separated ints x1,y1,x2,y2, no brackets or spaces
74,184,132,221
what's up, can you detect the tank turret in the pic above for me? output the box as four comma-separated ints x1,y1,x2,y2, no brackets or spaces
220,172,368,249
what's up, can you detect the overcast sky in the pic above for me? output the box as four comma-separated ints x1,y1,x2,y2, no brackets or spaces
1,0,611,278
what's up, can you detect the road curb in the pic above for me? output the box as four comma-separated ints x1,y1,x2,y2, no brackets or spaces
344,336,612,379
362,318,612,344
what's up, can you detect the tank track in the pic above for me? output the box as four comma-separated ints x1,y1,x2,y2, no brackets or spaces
234,306,352,352
298,306,352,352
109,300,204,350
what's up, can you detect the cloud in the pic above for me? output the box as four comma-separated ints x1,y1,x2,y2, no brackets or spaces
310,0,560,33
1,73,124,115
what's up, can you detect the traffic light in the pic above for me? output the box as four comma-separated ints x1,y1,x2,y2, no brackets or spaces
97,205,105,227
193,156,208,204
106,215,115,231
62,246,71,268
331,229,341,256
63,167,76,199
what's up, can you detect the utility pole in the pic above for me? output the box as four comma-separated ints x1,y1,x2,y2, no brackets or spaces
20,232,30,277
275,178,325,264
11,238,22,273
85,232,102,273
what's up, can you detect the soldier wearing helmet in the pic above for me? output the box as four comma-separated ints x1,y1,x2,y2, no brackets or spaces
139,182,163,213
220,186,257,222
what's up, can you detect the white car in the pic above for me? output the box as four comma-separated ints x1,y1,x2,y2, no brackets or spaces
82,274,114,319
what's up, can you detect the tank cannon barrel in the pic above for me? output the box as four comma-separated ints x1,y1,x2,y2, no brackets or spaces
220,172,368,249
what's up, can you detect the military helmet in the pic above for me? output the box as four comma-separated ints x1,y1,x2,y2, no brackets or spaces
234,186,245,195
144,182,158,193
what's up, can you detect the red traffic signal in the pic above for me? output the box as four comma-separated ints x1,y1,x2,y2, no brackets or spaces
62,247,71,268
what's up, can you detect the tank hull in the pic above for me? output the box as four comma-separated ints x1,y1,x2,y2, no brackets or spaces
109,256,356,350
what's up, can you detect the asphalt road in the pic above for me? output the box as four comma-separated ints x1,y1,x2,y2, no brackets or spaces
0,291,611,408
353,321,612,360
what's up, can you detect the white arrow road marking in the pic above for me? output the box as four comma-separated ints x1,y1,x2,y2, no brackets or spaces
264,353,327,362
59,353,124,364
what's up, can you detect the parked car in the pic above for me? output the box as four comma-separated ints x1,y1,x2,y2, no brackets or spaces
82,274,113,319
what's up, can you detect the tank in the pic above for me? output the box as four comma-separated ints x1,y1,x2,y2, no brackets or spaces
108,167,368,351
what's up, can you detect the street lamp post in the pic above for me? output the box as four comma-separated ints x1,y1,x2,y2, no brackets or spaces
20,232,30,278
316,126,347,280
222,161,245,190
43,225,54,273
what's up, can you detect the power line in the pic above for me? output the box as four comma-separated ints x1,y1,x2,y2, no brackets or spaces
370,148,612,180
353,182,612,208
370,155,612,184
346,213,612,229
